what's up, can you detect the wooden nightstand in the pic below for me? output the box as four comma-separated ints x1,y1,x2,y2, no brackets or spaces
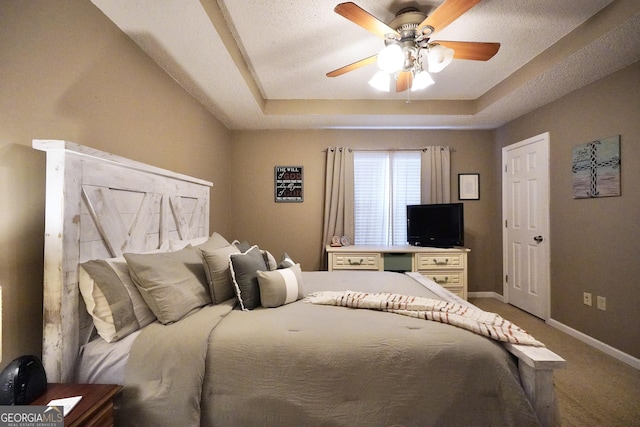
31,383,122,427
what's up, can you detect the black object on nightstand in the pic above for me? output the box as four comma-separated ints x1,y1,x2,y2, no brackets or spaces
0,355,47,405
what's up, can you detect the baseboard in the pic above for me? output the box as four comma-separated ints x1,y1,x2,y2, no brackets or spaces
468,294,639,370
547,318,640,370
467,292,504,302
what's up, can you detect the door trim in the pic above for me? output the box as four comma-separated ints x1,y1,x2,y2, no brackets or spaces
502,132,551,319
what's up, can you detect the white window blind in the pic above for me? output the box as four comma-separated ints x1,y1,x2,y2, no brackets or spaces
354,151,421,245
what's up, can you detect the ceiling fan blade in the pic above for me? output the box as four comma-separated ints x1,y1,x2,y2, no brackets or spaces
419,0,481,35
433,41,500,60
326,55,377,77
396,71,412,92
334,2,399,39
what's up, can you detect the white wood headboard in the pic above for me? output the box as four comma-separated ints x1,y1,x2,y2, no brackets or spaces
34,140,212,383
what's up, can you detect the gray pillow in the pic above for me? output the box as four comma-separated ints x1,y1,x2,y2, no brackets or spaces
278,252,296,269
233,240,252,253
229,245,268,310
124,247,211,324
199,244,240,304
257,264,304,308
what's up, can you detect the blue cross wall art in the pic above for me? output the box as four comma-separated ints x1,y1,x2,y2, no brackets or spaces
572,135,621,198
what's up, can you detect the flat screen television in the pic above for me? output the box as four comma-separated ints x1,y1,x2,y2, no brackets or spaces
406,203,464,248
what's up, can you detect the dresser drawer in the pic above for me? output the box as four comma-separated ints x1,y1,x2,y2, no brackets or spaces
415,252,465,270
443,286,465,299
331,252,381,270
418,271,464,287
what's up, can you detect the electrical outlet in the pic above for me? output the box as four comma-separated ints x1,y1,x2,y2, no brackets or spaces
583,292,592,306
597,296,606,311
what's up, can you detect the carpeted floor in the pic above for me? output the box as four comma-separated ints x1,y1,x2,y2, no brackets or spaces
470,298,640,427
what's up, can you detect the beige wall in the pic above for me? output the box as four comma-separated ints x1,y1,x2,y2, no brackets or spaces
229,129,501,292
2,0,637,371
0,1,232,369
496,62,640,358
230,63,640,359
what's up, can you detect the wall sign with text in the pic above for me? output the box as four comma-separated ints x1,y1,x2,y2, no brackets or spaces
274,166,303,202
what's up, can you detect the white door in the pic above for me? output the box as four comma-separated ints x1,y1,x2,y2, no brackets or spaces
502,133,550,319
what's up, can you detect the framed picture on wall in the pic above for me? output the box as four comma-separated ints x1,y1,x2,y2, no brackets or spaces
458,173,480,200
274,166,303,202
571,135,621,198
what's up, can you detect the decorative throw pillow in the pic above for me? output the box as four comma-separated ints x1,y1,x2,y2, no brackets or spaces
192,232,232,252
229,245,268,310
232,240,252,253
199,244,240,304
79,257,156,342
278,252,296,269
257,264,304,308
262,250,278,271
124,247,211,324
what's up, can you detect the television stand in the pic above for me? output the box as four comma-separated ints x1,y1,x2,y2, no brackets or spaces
326,245,470,300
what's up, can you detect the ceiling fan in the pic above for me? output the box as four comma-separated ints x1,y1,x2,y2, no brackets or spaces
327,0,500,92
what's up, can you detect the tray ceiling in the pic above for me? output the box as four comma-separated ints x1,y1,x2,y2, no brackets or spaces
90,0,640,130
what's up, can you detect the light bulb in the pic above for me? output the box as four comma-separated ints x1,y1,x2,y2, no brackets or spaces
368,71,391,92
427,44,454,73
412,70,434,91
377,44,403,73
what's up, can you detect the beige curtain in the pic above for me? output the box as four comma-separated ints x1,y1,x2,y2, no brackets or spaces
421,146,451,203
321,147,354,266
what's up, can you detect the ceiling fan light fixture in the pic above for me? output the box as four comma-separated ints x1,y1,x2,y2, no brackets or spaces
368,70,391,92
412,70,434,91
328,2,500,93
427,44,455,73
377,43,403,73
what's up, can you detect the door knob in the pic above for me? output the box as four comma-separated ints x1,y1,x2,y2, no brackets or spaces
534,236,543,243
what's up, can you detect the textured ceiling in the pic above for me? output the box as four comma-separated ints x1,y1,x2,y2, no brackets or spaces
90,0,640,130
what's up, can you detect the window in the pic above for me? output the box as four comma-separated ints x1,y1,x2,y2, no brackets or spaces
353,151,421,245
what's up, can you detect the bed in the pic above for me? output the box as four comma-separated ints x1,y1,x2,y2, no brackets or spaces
34,140,566,426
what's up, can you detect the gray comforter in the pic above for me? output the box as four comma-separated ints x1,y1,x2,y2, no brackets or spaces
118,271,540,426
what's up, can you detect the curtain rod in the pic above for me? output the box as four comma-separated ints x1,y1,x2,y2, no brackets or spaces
351,147,455,152
325,147,454,152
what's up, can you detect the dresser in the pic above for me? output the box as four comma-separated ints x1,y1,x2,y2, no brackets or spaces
326,245,469,300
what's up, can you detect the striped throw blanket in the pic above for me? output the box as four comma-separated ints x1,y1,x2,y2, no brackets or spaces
305,291,544,347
